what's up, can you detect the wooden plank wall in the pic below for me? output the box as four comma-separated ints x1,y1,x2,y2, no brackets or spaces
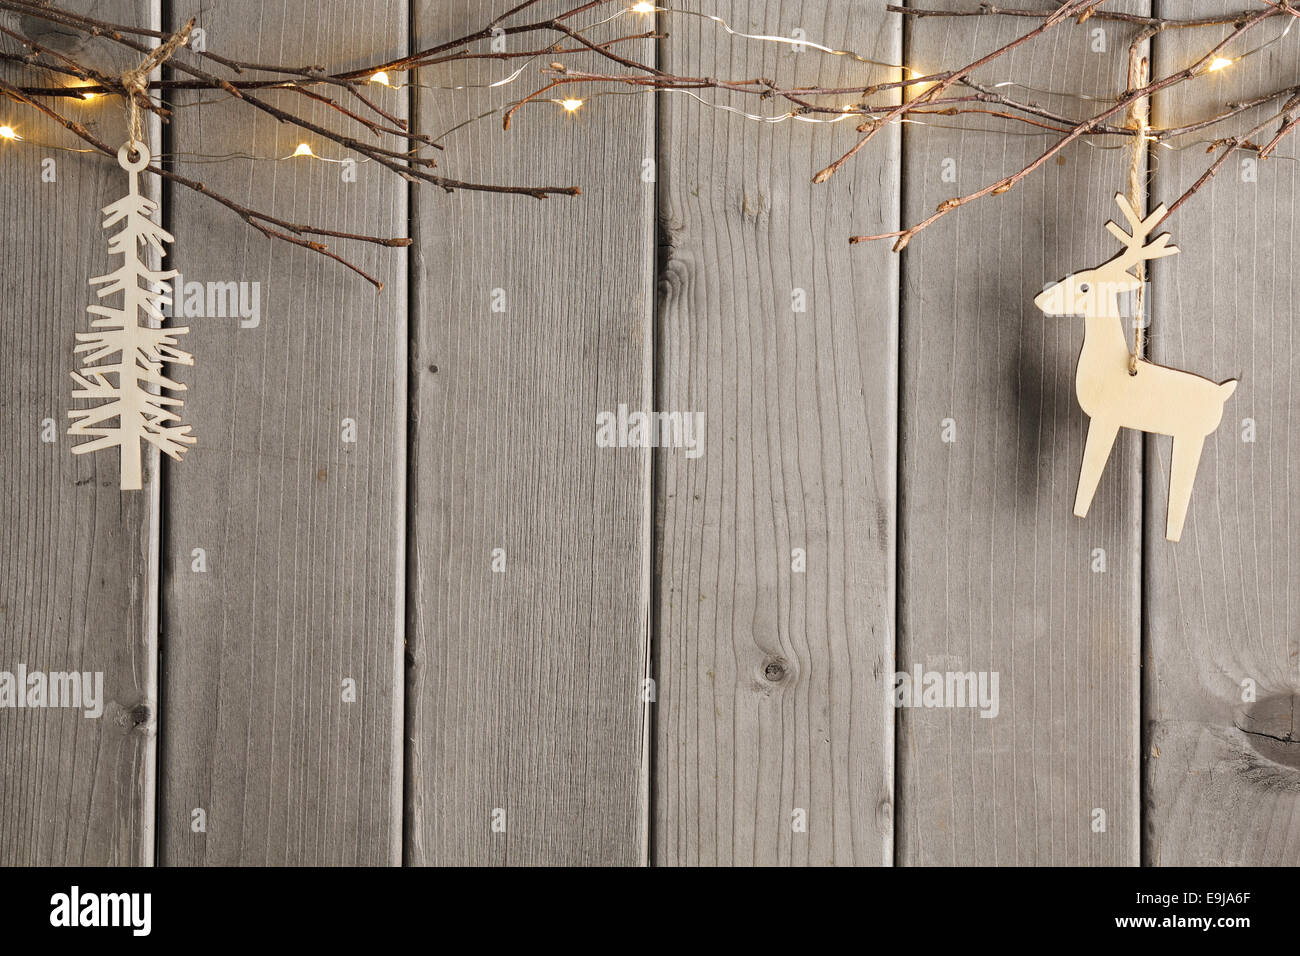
159,1,407,864
1,0,1299,869
898,0,1147,865
0,0,158,866
654,0,898,866
1146,0,1300,865
406,0,653,865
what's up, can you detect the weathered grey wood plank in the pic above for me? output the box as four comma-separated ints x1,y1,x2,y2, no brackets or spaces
898,0,1147,865
654,0,898,866
407,1,653,865
0,0,159,867
1146,1,1300,866
159,0,407,865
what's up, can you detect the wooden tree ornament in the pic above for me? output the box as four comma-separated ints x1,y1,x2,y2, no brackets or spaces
1035,194,1237,542
67,141,194,490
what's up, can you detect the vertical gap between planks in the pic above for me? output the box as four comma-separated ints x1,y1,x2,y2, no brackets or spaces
1138,2,1160,869
401,0,416,871
644,6,664,870
894,1,911,870
1120,5,1155,866
1134,3,1155,869
155,0,170,868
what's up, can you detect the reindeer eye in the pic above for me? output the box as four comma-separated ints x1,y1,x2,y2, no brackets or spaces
1079,283,1091,293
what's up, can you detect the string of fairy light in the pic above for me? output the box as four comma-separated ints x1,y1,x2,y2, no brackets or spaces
1,2,1297,168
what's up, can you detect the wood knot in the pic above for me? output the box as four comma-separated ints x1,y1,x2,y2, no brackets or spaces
763,657,789,683
1238,693,1300,770
114,701,154,735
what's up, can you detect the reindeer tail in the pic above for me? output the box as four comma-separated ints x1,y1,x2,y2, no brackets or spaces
1219,379,1238,400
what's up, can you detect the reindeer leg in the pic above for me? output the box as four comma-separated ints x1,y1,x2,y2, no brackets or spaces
1166,434,1205,542
1075,418,1119,518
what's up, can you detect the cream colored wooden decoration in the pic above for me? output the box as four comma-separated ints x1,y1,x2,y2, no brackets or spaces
68,141,194,490
1035,194,1237,542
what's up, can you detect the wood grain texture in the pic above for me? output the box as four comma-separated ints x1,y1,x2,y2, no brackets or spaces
159,0,407,865
654,0,898,866
1145,0,1300,866
0,0,158,866
898,0,1147,865
406,1,653,865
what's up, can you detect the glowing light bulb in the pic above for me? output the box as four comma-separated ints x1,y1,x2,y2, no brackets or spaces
630,2,655,12
0,126,18,140
1207,57,1233,72
370,71,391,86
561,98,583,113
293,143,315,157
81,91,99,101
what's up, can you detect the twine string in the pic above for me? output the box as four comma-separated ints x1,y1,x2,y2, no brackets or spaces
1125,43,1151,376
120,18,194,157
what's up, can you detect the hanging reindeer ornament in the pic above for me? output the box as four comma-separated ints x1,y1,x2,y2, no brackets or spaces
1034,194,1237,542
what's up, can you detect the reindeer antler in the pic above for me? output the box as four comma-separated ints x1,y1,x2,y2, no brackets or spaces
1105,192,1180,276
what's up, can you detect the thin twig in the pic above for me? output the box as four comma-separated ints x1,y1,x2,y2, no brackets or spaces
851,3,1283,249
817,0,1107,185
0,75,405,288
